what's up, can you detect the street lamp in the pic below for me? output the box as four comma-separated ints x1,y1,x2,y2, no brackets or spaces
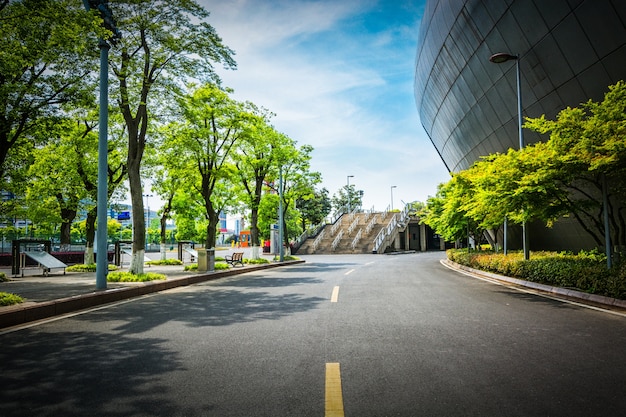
83,0,122,290
390,185,397,211
347,175,354,214
489,52,529,260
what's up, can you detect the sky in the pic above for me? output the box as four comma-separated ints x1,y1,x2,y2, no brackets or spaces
195,0,450,212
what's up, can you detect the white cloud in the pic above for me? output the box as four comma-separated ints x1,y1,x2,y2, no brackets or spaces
200,0,449,210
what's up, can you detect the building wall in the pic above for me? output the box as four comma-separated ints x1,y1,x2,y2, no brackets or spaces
414,0,626,250
415,0,626,173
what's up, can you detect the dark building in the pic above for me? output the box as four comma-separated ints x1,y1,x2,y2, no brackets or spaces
414,0,626,250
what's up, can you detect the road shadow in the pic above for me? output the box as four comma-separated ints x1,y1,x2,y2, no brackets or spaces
0,330,190,417
211,275,323,288
78,284,326,335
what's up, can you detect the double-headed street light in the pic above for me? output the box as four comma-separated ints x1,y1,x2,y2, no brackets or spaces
489,52,529,260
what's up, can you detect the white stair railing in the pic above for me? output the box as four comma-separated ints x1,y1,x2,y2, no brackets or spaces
365,214,378,235
331,218,342,236
312,229,325,252
351,229,362,250
332,230,343,251
347,217,359,235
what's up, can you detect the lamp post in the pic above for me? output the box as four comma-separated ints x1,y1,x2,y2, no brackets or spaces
346,175,354,214
83,0,122,289
489,52,529,260
143,194,152,251
390,185,397,211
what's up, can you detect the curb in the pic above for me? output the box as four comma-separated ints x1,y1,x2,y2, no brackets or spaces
442,259,626,310
0,260,305,329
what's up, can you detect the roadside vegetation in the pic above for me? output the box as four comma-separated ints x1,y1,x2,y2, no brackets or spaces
447,249,626,299
422,82,626,257
106,271,167,282
0,292,24,306
66,264,118,272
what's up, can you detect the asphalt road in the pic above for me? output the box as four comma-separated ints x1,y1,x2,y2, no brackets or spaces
1,252,626,416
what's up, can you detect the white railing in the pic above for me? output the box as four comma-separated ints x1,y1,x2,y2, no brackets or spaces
332,230,343,251
371,203,412,253
347,217,359,235
365,214,378,235
331,219,342,236
313,229,325,252
373,212,399,253
351,228,362,250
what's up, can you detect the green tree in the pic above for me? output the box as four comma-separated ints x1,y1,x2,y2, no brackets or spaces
164,84,249,248
234,116,295,247
525,81,626,249
331,185,364,215
0,0,100,178
109,0,236,273
271,144,321,246
297,187,332,232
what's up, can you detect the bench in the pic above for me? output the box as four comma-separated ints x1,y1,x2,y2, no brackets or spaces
224,252,244,267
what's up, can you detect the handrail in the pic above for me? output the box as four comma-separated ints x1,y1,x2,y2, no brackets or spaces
331,219,342,236
347,217,359,235
351,228,362,250
373,212,398,253
313,229,325,252
372,203,411,253
365,214,378,235
332,230,343,251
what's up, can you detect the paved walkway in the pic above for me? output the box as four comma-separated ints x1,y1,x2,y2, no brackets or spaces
0,247,297,329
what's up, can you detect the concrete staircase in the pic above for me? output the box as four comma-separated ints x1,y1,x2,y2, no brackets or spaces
297,211,395,254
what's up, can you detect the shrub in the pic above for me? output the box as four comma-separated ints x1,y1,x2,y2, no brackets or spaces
0,272,9,282
0,292,24,306
246,258,270,265
146,259,183,266
107,272,166,282
447,249,626,299
273,255,300,261
183,262,229,271
67,264,117,272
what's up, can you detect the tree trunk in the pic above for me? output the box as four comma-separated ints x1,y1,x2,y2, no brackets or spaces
128,158,145,274
84,208,97,264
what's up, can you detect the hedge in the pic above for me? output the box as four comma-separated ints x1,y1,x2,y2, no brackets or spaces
447,249,626,300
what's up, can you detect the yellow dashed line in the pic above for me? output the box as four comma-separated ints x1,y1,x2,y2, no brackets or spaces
325,362,345,417
331,286,340,303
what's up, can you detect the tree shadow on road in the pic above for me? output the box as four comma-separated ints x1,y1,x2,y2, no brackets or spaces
78,282,327,335
0,329,193,417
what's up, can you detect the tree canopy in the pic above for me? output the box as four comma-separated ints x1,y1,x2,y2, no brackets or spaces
423,81,626,254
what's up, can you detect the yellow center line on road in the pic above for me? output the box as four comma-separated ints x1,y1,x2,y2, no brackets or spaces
325,362,345,417
330,286,340,303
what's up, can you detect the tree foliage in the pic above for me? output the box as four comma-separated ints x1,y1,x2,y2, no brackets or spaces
424,81,626,253
0,0,100,179
108,0,236,273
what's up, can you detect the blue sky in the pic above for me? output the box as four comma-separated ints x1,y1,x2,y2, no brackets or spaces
201,0,450,211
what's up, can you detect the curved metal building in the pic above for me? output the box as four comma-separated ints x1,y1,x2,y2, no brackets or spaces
414,0,626,173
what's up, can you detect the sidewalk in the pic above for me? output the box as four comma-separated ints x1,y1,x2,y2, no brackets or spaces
0,247,301,329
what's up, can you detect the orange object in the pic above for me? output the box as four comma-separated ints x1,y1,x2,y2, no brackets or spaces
239,230,251,247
